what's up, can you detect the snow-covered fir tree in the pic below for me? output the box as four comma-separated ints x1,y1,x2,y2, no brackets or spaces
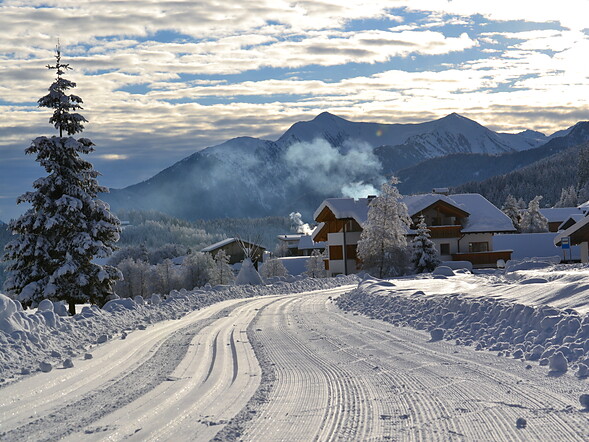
501,194,521,232
411,215,441,273
554,186,578,208
357,177,411,278
305,250,327,278
3,48,121,314
520,196,549,233
210,250,235,285
260,256,290,279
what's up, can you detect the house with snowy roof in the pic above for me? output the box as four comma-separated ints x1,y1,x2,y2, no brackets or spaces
201,238,266,267
539,207,583,232
313,193,516,276
555,215,589,262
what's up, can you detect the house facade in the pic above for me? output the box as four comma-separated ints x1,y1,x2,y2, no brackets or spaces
201,238,266,268
313,193,517,276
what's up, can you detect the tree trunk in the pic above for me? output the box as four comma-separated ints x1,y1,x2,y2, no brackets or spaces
68,299,76,316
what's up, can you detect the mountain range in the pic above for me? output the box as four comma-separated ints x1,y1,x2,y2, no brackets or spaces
103,112,588,220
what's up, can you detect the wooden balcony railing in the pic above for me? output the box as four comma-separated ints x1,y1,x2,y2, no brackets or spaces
451,250,513,268
429,225,462,239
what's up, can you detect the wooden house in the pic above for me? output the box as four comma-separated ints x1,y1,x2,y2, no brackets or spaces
313,193,517,276
201,238,265,267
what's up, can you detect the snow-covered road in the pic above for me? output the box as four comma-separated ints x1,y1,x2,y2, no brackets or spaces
2,285,588,441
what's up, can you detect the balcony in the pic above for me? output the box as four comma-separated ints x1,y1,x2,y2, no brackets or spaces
429,225,462,239
451,250,513,268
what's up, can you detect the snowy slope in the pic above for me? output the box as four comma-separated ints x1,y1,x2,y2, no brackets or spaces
103,113,585,220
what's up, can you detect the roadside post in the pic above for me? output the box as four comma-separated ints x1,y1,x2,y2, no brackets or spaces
561,236,570,262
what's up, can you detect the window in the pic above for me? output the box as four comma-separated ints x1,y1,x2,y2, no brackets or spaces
346,245,357,259
440,243,450,255
329,245,343,260
469,242,489,253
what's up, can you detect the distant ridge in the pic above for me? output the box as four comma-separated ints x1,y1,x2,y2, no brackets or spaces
103,113,587,220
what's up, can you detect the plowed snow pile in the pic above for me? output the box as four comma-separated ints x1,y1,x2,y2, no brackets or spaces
0,276,357,384
337,259,589,376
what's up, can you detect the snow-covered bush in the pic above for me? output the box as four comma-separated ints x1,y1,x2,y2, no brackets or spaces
305,250,327,278
260,257,289,280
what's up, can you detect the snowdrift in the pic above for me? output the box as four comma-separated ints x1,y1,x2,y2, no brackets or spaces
338,263,589,376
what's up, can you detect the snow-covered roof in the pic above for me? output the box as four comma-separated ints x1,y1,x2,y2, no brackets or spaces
402,193,470,218
314,193,515,234
313,197,370,226
554,215,589,246
298,235,327,250
539,207,582,223
277,234,304,242
448,194,517,233
401,193,516,233
201,238,237,252
558,214,585,231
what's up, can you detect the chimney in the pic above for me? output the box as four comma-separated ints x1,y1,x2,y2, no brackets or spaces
432,187,449,195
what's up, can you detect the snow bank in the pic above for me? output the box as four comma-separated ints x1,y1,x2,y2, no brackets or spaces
337,271,589,376
0,276,358,383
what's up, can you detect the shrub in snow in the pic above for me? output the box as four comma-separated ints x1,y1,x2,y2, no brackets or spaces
2,48,121,315
432,266,455,277
39,361,52,373
430,328,445,341
84,353,93,360
580,394,589,409
357,177,411,278
411,215,441,273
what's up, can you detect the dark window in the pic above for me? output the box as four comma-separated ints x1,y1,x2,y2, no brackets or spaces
440,243,450,255
346,245,357,259
329,245,343,260
469,242,489,252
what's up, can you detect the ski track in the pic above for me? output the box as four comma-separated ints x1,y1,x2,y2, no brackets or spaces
2,285,589,441
243,287,589,441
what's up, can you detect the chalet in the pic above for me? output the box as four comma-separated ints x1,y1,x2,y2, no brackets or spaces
201,238,266,268
313,193,517,276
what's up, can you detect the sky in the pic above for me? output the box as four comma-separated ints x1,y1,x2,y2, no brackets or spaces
1,1,589,221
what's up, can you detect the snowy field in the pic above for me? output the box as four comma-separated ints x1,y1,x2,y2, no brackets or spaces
2,259,589,440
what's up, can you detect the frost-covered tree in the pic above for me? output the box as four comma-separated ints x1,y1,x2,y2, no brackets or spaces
210,250,235,285
520,196,549,233
115,258,150,298
305,250,327,278
260,257,290,279
3,48,121,314
554,186,578,208
182,252,214,289
357,177,411,278
501,194,521,232
411,215,441,273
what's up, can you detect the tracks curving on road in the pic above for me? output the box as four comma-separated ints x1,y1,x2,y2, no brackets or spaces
1,285,588,441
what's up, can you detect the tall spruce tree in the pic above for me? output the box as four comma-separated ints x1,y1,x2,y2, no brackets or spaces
357,177,411,278
411,215,441,273
3,47,121,314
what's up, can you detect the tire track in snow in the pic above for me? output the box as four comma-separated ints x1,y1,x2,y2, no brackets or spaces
0,305,240,442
